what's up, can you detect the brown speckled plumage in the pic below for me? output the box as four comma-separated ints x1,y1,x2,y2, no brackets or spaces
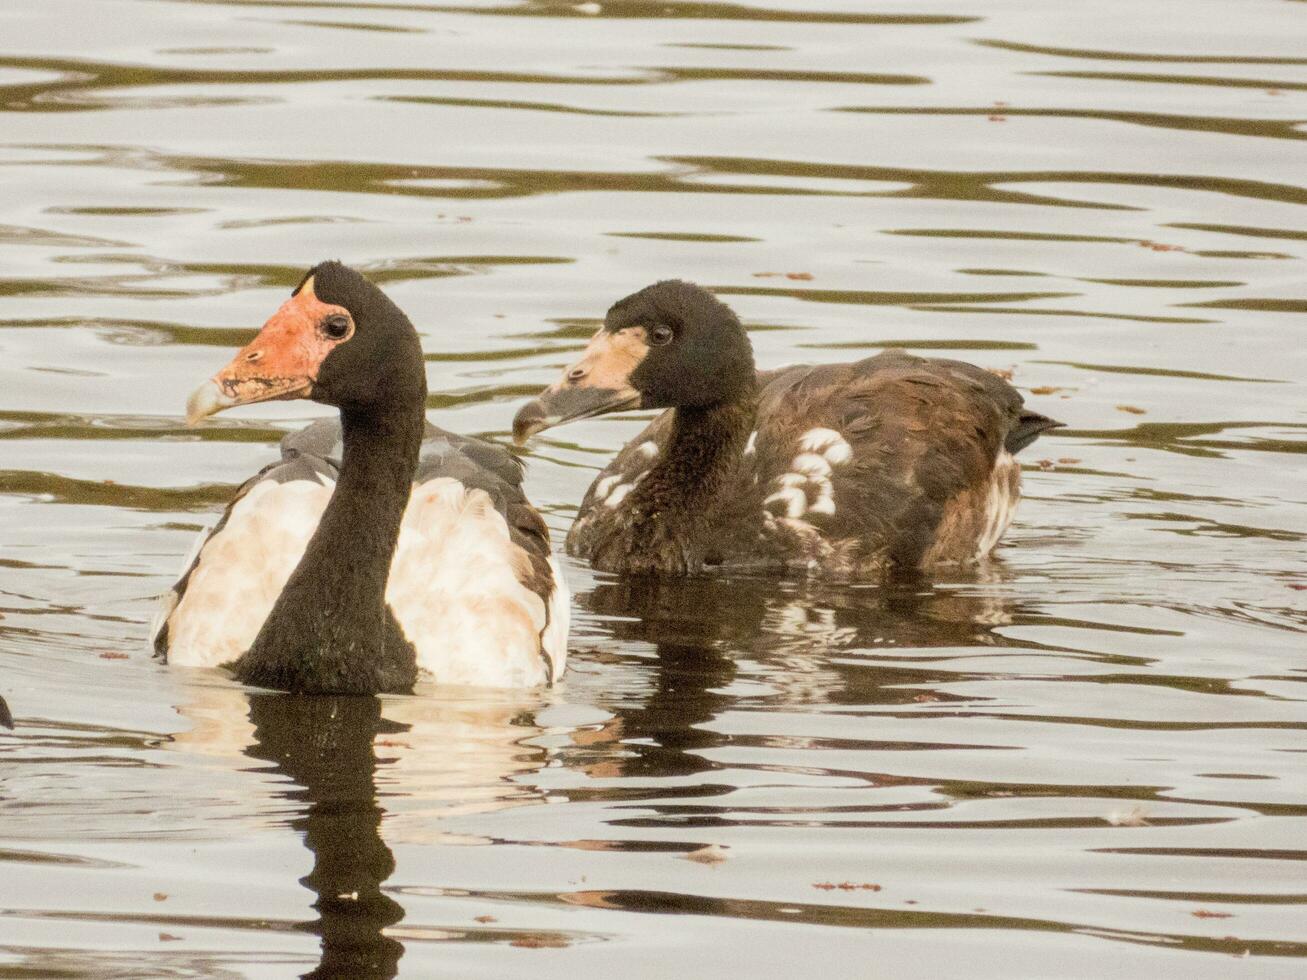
519,281,1061,579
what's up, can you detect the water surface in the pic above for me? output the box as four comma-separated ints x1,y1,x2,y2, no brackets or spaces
1,0,1305,976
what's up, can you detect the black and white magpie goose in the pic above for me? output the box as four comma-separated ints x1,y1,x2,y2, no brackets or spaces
513,280,1061,578
153,262,567,693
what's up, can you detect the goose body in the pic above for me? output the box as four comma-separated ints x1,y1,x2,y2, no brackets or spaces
155,263,567,693
514,281,1060,578
155,420,566,687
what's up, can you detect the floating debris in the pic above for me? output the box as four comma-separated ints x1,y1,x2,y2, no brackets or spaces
511,935,571,948
683,845,729,865
1105,805,1152,827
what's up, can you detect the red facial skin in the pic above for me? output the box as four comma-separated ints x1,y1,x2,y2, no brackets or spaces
188,276,353,423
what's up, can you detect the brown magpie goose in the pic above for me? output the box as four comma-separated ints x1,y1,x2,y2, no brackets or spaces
153,262,567,693
513,280,1061,578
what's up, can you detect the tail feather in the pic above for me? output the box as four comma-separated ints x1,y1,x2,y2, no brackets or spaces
1006,410,1064,454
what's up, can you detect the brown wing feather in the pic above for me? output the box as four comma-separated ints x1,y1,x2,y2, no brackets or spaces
566,353,1049,575
753,350,1028,571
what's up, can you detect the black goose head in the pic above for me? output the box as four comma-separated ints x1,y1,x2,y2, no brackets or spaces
513,280,755,443
187,261,426,424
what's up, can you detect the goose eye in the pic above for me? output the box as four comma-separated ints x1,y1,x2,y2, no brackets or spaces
649,325,674,346
321,314,352,340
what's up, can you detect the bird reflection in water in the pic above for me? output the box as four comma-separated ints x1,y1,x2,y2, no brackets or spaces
573,569,1023,776
170,678,555,973
244,693,407,979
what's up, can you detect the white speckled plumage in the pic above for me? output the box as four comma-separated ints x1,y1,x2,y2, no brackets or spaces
549,320,1059,577
761,427,855,524
807,493,836,515
593,474,622,502
605,482,634,508
763,485,808,519
796,428,841,453
791,453,831,477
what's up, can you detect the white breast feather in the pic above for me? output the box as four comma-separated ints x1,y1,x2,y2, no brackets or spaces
166,479,334,668
385,478,553,688
149,514,215,648
166,476,562,689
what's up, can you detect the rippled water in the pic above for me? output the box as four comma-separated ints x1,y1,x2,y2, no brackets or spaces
1,0,1305,975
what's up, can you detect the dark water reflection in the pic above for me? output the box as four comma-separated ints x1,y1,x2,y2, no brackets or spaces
1,0,1306,975
245,694,407,978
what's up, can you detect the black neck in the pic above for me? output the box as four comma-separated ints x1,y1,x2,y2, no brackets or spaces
652,398,756,502
623,385,757,563
233,397,425,694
